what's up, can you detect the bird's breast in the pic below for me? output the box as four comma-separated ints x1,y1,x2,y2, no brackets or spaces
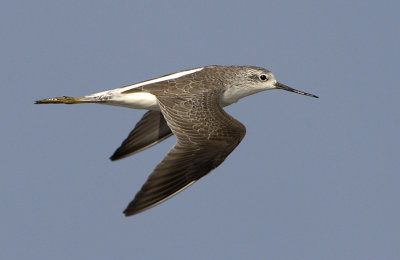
221,86,265,107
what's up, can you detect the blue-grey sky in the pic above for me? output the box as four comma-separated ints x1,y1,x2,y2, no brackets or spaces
2,0,399,259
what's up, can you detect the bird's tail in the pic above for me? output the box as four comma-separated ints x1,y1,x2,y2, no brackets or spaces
35,96,88,104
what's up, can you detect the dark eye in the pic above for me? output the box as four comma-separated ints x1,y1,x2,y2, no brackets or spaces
259,74,267,81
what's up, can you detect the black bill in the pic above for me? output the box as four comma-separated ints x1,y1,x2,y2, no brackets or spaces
275,82,319,98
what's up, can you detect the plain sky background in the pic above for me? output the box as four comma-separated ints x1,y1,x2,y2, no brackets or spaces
2,0,399,259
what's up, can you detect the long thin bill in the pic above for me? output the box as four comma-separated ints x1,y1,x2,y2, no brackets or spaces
275,82,319,98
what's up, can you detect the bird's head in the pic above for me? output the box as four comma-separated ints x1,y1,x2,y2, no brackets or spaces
220,66,318,106
242,66,319,98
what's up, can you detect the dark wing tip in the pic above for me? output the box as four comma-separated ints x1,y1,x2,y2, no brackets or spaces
109,151,123,161
123,208,138,217
123,202,151,216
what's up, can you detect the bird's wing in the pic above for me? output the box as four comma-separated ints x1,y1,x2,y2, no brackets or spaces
110,111,172,161
123,89,246,216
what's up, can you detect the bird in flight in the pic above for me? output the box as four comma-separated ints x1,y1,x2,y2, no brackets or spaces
36,65,318,216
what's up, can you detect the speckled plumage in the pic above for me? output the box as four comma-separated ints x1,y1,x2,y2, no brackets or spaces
35,65,318,216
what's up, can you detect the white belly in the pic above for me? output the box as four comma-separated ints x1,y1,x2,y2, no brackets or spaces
105,92,160,110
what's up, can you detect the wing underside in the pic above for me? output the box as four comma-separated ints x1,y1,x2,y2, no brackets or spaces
110,110,173,161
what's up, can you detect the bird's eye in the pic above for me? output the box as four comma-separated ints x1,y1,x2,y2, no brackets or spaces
259,74,268,81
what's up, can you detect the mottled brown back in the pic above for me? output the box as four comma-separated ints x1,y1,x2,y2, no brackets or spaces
123,71,246,216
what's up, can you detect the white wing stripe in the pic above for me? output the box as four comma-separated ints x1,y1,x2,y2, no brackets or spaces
82,67,204,103
121,67,204,91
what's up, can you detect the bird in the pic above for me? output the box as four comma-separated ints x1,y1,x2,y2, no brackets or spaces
35,65,318,216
